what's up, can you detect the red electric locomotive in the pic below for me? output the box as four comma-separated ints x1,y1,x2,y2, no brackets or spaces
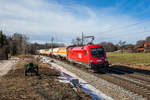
68,44,109,70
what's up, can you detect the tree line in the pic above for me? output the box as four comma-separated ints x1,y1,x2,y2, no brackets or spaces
100,36,150,52
1,30,150,59
0,31,65,57
71,36,150,52
0,31,8,59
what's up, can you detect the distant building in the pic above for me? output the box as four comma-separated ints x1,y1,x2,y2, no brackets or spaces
136,47,144,52
136,42,150,53
144,42,150,52
144,42,150,47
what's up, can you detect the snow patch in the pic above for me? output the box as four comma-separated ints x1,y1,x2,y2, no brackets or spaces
40,56,114,100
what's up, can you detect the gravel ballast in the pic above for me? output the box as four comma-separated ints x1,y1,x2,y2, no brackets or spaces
42,56,147,100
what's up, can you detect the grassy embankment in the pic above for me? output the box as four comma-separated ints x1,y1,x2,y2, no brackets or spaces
107,52,150,70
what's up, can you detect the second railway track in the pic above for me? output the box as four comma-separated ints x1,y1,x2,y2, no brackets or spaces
107,67,150,86
43,56,150,100
98,69,150,99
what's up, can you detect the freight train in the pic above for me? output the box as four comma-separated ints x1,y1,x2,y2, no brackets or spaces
37,44,109,70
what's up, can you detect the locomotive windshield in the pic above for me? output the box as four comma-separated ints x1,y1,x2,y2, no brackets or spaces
90,48,104,57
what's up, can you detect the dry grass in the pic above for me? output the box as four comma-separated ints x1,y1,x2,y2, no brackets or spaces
107,52,150,70
18,54,34,59
0,56,92,100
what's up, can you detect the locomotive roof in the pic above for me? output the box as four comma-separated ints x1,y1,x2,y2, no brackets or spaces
69,44,103,50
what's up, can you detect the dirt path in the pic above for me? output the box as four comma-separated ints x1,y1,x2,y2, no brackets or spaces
0,60,16,76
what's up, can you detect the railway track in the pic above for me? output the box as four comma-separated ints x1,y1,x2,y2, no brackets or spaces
98,69,150,99
110,67,150,80
110,66,150,81
43,56,150,99
107,67,150,85
81,66,150,99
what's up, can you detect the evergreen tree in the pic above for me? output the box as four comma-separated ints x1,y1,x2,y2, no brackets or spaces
0,30,3,47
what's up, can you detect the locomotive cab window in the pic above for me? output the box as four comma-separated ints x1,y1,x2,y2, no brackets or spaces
90,48,104,57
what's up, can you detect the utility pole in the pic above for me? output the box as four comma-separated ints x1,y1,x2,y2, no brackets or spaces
51,36,54,53
82,32,84,45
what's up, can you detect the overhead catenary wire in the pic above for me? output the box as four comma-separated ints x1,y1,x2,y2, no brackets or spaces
98,18,150,34
96,30,150,44
93,18,150,43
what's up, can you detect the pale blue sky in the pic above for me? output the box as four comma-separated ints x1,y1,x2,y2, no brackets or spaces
0,0,150,44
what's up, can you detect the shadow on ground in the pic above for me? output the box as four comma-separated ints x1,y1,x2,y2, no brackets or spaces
97,64,150,76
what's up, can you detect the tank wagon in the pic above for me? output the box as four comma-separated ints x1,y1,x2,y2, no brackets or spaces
38,44,109,70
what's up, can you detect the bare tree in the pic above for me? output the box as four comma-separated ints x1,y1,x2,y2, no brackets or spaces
100,42,118,52
76,37,82,46
146,36,150,42
71,39,76,46
71,37,82,46
135,40,145,48
117,41,126,53
8,33,28,55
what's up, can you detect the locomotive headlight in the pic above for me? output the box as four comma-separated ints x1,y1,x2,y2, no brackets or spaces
90,59,93,62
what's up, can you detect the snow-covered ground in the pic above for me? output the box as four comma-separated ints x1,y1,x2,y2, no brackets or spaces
40,56,114,100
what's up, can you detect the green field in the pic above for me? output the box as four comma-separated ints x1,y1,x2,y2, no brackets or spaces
107,52,150,65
